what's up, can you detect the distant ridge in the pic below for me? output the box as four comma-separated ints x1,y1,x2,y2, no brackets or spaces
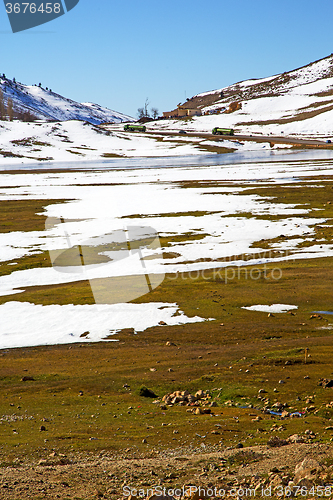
170,54,333,136
0,75,133,124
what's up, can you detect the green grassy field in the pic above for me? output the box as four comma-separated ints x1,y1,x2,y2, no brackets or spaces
1,173,333,469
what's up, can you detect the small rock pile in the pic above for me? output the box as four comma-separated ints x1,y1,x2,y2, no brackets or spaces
161,389,217,414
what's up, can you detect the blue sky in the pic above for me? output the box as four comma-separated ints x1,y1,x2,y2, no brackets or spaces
1,0,332,118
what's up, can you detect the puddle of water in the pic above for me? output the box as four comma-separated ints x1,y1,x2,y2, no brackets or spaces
313,310,333,315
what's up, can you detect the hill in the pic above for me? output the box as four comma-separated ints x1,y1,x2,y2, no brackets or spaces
159,54,333,137
0,74,133,124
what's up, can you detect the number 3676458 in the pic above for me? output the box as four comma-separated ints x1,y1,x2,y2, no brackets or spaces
5,3,61,14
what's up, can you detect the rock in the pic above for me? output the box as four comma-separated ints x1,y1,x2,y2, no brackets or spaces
318,378,333,388
165,341,176,346
294,458,322,484
195,390,206,399
194,408,204,415
21,376,35,382
159,321,167,326
258,389,267,394
38,459,51,466
310,314,322,319
304,429,316,438
142,438,147,444
236,443,244,449
171,396,181,404
287,434,306,444
40,425,46,432
210,401,218,407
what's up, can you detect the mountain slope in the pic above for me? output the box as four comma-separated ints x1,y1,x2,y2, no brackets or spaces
158,54,333,137
0,75,133,124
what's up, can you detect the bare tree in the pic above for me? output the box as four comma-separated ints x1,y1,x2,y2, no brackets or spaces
137,107,145,119
151,107,159,119
143,98,150,117
137,98,151,119
7,97,13,121
0,90,6,120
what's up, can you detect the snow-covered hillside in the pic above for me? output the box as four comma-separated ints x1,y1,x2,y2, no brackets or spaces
0,74,133,124
0,120,220,164
153,54,333,137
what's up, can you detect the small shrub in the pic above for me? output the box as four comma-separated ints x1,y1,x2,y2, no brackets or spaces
139,386,158,398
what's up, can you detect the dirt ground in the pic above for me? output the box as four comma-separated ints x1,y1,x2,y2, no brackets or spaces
0,442,332,500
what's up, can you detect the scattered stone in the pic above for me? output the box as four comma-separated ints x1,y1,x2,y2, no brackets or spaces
142,438,147,444
165,341,176,346
268,313,274,317
21,376,35,382
287,434,306,444
159,321,167,326
40,425,46,432
318,378,333,388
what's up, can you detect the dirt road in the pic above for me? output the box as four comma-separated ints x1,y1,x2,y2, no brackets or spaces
145,129,332,148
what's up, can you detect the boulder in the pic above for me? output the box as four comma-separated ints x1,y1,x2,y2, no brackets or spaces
294,458,322,485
